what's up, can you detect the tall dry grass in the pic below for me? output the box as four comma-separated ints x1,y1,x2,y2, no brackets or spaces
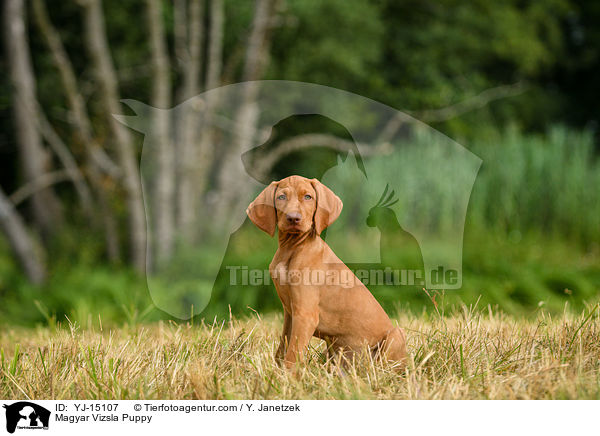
1,303,599,399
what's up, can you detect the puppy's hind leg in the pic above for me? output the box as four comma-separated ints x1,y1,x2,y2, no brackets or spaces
325,341,352,376
380,327,407,369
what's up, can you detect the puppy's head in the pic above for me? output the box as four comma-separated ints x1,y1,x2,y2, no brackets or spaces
246,175,343,236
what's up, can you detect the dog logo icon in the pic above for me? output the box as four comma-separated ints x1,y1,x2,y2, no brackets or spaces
3,402,50,433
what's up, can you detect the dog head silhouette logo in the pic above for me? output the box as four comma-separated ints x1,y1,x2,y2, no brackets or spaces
3,402,50,434
115,81,481,319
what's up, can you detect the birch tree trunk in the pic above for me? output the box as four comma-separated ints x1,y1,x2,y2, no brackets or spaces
173,0,188,68
32,0,120,262
0,186,47,285
147,0,174,264
82,0,146,272
193,0,224,196
175,0,204,236
205,0,224,94
213,0,274,224
4,0,62,238
34,107,94,214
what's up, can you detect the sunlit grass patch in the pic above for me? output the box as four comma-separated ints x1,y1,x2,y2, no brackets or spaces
1,303,599,400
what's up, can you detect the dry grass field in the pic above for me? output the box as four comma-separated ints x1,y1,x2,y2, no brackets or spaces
1,303,599,400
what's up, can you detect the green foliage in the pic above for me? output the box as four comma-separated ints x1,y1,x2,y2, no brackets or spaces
469,126,600,244
375,0,569,120
0,258,164,329
268,0,384,89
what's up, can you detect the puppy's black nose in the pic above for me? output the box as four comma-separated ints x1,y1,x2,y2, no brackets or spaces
286,212,301,224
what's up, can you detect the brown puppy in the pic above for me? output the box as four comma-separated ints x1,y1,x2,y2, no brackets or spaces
246,175,407,370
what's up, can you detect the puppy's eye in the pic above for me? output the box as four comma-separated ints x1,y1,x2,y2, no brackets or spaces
304,194,312,200
277,194,287,200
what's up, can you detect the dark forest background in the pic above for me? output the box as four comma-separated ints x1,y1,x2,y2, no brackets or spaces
1,0,599,327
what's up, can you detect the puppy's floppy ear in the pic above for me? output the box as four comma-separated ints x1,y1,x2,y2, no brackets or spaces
311,179,343,235
246,182,278,236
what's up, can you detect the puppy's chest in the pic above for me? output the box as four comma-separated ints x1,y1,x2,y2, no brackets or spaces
269,256,302,309
270,260,291,291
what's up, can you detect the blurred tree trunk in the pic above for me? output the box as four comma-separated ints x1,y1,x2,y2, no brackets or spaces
4,0,62,239
174,0,204,237
34,108,94,213
213,0,275,224
194,0,223,205
0,187,47,285
147,0,174,264
82,0,146,272
173,0,188,67
205,0,224,94
32,0,121,262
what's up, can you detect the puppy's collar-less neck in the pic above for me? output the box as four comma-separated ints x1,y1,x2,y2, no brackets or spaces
277,227,317,248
